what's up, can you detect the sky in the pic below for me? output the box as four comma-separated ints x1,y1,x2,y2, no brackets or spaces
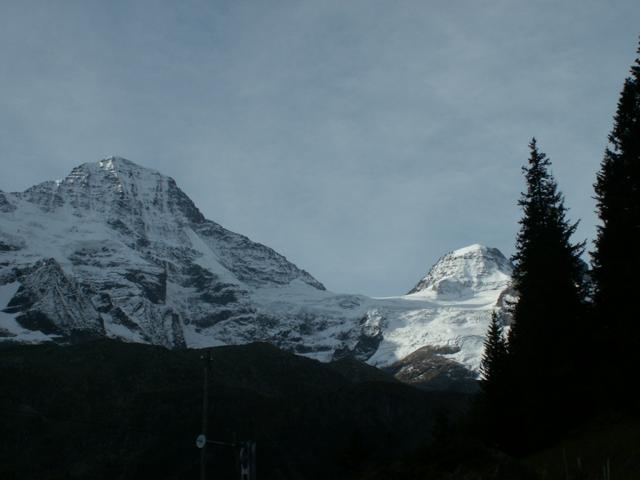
0,0,639,296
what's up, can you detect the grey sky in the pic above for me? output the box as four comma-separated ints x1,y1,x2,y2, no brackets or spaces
1,1,638,295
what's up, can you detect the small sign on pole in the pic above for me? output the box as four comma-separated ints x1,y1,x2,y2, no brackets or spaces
239,441,256,480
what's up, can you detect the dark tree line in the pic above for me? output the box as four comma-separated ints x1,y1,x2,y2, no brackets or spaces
592,41,640,399
479,39,640,451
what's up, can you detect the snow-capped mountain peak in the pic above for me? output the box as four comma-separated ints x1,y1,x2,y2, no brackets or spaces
408,244,512,299
55,156,206,225
1,157,325,348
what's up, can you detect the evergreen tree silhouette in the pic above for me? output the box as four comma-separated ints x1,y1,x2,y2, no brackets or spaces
592,40,640,403
480,311,507,397
479,311,509,444
506,139,586,449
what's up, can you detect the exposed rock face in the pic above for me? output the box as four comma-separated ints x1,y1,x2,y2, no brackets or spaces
6,259,104,340
383,345,479,393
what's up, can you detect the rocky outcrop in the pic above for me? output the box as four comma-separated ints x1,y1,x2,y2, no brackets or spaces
5,259,104,340
384,345,479,393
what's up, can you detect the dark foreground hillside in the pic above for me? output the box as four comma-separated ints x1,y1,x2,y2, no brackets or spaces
0,340,471,479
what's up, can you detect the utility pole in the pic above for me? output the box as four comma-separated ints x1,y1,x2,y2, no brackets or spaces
195,350,256,479
200,350,211,480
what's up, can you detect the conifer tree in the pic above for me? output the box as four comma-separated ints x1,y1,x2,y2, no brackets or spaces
480,311,507,397
506,139,586,447
592,41,640,392
509,139,585,372
479,311,510,445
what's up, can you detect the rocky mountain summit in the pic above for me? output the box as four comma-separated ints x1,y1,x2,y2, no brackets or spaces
0,158,513,387
408,244,512,298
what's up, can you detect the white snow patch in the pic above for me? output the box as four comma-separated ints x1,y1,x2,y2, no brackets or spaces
185,228,240,286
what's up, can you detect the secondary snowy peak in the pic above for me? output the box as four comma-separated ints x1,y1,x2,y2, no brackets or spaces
408,244,512,299
363,244,513,380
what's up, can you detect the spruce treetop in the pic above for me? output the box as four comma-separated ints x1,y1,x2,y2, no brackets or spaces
509,139,585,365
512,139,584,296
480,311,507,387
